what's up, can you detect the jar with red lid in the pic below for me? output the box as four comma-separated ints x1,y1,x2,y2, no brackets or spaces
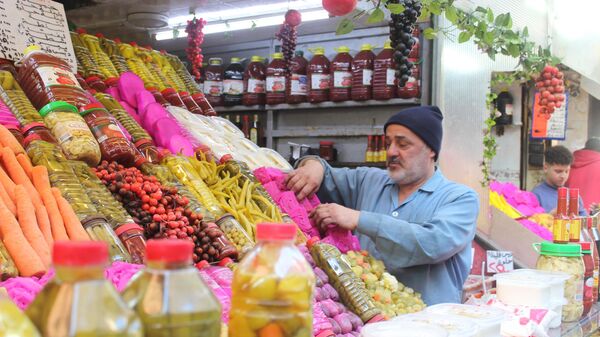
203,58,224,107
191,92,217,116
115,223,146,264
179,91,203,114
134,139,160,163
161,88,186,108
85,76,107,93
204,222,238,260
80,103,137,166
146,87,170,107
319,141,335,161
21,122,58,145
397,58,420,99
4,124,24,146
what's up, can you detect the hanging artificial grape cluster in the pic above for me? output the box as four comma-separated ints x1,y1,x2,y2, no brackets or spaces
276,10,301,75
388,0,421,86
185,17,207,80
534,65,566,118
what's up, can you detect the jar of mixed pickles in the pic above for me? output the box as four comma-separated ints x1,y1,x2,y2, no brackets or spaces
21,122,59,145
535,242,584,322
38,101,101,166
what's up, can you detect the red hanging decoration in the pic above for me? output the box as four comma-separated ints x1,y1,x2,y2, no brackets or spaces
185,17,206,80
276,10,301,75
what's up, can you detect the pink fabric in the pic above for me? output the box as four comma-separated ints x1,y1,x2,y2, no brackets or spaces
199,269,231,323
254,167,360,253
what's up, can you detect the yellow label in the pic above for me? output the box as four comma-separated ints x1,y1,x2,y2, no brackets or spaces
365,151,374,163
570,218,581,242
553,219,569,243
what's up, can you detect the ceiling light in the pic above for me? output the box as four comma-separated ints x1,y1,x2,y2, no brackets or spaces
156,9,329,41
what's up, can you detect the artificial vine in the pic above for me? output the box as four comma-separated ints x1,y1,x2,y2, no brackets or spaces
337,0,560,186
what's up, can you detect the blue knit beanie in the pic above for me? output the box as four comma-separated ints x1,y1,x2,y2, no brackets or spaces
384,105,443,160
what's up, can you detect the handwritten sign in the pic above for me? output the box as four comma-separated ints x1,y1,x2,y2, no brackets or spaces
486,250,514,274
531,92,569,140
0,0,76,70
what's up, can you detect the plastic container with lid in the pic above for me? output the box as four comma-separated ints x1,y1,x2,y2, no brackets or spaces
82,215,131,263
330,46,353,102
122,239,221,336
308,47,331,103
393,312,480,337
243,56,266,106
224,57,244,106
179,91,203,114
426,304,506,337
25,241,142,336
17,45,91,110
351,44,375,101
39,101,101,166
373,40,396,100
287,50,308,104
266,53,287,105
535,241,584,322
216,214,254,257
360,321,449,337
0,70,45,125
204,58,224,107
81,103,137,166
229,223,315,337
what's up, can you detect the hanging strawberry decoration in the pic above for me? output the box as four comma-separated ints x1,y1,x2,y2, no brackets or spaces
185,16,206,80
322,0,357,16
276,10,301,75
534,65,566,118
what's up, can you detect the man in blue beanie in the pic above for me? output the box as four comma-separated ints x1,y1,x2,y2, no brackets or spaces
286,105,479,305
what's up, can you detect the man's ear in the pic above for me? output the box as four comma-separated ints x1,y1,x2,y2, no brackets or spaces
543,162,548,172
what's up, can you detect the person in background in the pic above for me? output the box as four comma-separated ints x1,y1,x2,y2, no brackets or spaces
285,106,479,305
532,145,586,215
567,138,600,213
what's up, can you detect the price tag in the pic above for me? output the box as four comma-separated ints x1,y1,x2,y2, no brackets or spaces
486,250,514,274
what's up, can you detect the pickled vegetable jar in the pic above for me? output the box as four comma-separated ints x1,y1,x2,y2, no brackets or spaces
535,242,584,322
81,215,131,263
17,45,91,110
0,70,45,126
229,223,315,337
0,289,41,337
0,240,18,280
22,123,58,145
80,103,137,166
26,241,142,336
39,101,101,166
115,223,146,265
122,240,221,336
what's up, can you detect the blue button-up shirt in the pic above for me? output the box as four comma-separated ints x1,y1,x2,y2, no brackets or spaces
315,160,479,305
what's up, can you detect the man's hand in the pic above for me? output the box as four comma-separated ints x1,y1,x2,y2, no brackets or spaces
309,203,360,231
285,159,325,200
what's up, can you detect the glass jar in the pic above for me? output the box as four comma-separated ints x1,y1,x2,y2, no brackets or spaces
229,223,314,337
179,91,203,114
85,75,107,92
38,101,101,166
115,223,146,265
216,214,254,257
80,103,137,166
82,215,131,263
21,122,58,145
5,124,24,146
134,139,160,163
161,88,186,108
147,87,170,107
535,242,584,322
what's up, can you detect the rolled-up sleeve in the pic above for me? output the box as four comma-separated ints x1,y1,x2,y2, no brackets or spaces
357,189,479,270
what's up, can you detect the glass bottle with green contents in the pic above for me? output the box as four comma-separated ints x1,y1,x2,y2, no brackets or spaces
122,239,221,337
26,241,143,337
229,223,315,337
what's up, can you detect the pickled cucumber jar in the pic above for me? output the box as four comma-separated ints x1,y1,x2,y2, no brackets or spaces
229,223,315,337
81,215,131,263
535,242,584,322
38,101,101,166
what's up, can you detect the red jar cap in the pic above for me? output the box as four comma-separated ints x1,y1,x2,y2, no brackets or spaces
146,239,194,263
580,242,592,252
220,154,233,164
558,187,568,198
134,138,152,147
146,87,158,92
85,76,102,84
179,91,190,96
104,77,119,87
191,92,205,99
256,223,296,241
21,122,46,134
218,257,234,267
161,88,177,95
3,124,20,131
114,38,122,43
75,28,87,34
115,223,143,236
195,260,210,269
95,33,105,38
306,236,320,249
23,133,42,148
82,103,104,111
130,42,138,47
134,155,148,167
319,141,334,146
53,241,108,266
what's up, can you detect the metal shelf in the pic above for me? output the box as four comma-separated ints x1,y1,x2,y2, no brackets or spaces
272,126,383,138
213,98,420,113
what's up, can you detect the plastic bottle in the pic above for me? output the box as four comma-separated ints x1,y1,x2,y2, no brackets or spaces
229,223,315,337
266,53,287,105
330,46,353,102
224,57,244,106
569,188,582,242
582,217,599,303
17,45,91,110
373,40,396,100
243,56,266,106
308,47,331,103
287,50,308,104
122,239,221,336
0,289,41,336
553,187,569,243
26,241,143,336
351,44,375,101
397,58,421,99
204,58,224,107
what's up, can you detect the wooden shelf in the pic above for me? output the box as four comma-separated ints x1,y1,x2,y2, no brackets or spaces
214,98,420,113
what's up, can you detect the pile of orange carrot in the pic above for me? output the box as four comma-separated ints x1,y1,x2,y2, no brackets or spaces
0,125,89,277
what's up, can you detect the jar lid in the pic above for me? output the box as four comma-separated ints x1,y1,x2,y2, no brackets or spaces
569,188,579,198
191,92,205,99
134,155,148,167
104,77,119,86
384,40,392,49
134,138,152,147
220,154,233,164
336,46,350,53
23,45,41,56
209,58,223,65
146,87,158,92
538,241,582,257
85,76,102,84
218,257,234,267
179,91,190,96
115,223,143,236
306,236,321,249
79,102,106,116
312,47,325,55
580,242,592,253
146,239,194,263
195,260,210,269
256,223,296,241
230,57,241,63
95,33,104,38
161,88,177,95
22,133,42,148
361,43,374,51
272,52,284,59
320,141,334,146
39,101,78,117
251,55,262,62
114,38,122,43
53,241,108,266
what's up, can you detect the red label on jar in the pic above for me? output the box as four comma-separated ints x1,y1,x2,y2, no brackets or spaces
91,117,126,143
